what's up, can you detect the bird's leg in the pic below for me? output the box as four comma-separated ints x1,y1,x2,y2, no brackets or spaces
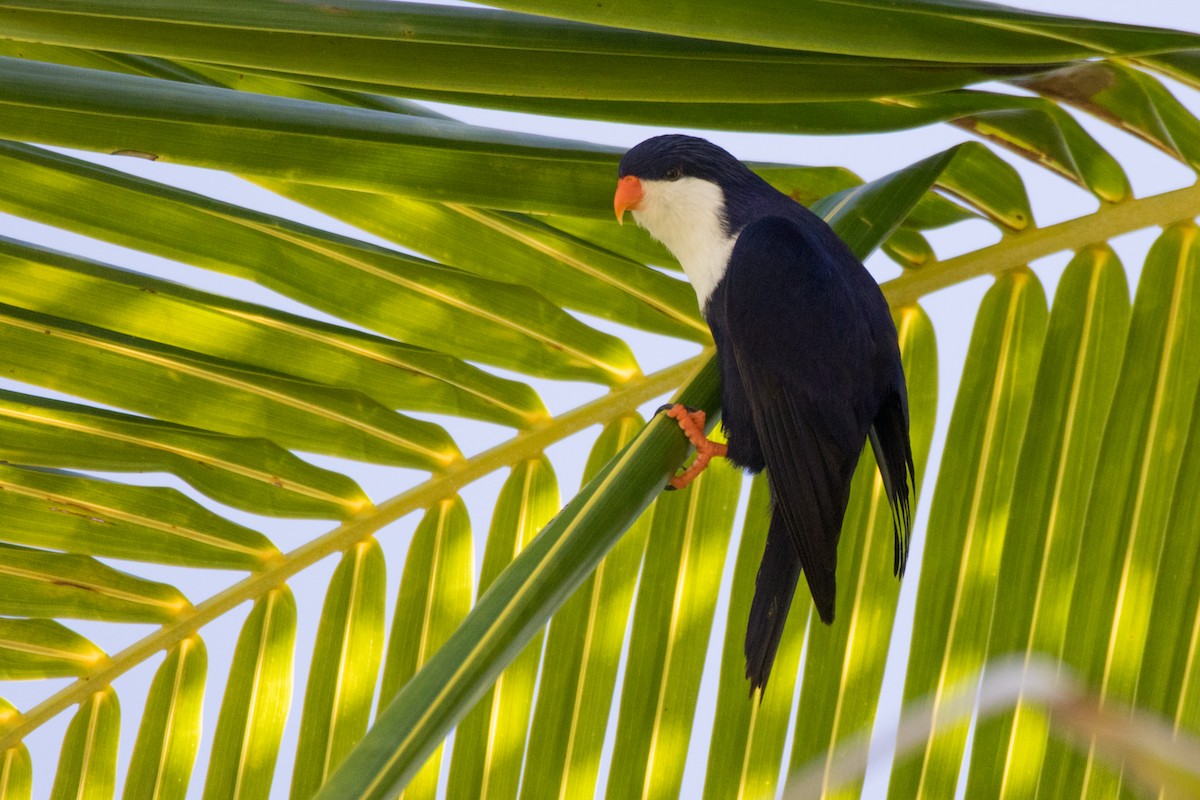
659,403,728,489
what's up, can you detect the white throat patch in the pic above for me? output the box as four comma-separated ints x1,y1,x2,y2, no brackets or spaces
631,176,737,310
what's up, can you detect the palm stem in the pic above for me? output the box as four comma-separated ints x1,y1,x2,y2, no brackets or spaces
884,180,1200,306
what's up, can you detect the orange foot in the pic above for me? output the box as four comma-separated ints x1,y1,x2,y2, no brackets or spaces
661,404,728,490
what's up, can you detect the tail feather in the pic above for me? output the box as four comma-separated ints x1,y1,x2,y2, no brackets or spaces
868,389,915,577
745,389,914,694
745,510,803,693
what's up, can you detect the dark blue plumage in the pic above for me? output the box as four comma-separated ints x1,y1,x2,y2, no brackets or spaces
617,135,915,691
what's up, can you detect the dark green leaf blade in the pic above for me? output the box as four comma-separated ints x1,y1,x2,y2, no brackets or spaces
3,30,882,139
950,102,1131,202
934,141,1032,231
811,141,1032,260
812,145,962,260
0,56,622,215
0,2,1056,101
1017,62,1200,170
216,79,1034,136
1141,49,1200,92
484,0,1200,61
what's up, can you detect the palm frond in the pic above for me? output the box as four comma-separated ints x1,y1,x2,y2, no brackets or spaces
0,2,1198,798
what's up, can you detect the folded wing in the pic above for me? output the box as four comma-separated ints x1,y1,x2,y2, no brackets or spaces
716,215,912,689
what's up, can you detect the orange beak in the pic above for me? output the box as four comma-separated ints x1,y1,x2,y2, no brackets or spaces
614,175,644,224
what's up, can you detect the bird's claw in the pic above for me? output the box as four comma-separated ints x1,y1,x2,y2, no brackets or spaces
657,403,728,490
655,403,700,417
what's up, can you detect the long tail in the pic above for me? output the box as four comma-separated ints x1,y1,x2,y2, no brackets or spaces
745,510,802,693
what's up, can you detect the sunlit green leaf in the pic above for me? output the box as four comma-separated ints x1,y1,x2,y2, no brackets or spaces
446,457,560,800
521,415,653,800
607,453,741,799
0,388,370,520
267,183,709,344
0,698,31,800
316,357,721,800
1137,372,1200,736
0,543,187,623
291,538,386,800
965,246,1130,799
1,3,1199,799
882,227,936,269
124,637,206,800
0,144,634,389
0,463,277,569
378,498,474,800
889,269,1049,798
702,475,805,800
203,588,296,800
0,619,104,680
1041,222,1200,798
50,686,118,800
0,301,460,469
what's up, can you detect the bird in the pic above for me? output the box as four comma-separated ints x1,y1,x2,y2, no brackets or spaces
613,135,915,691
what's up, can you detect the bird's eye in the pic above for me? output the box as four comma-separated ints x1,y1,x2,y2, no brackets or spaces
664,166,683,181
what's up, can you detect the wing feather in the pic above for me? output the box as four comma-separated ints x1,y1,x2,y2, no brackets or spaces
716,215,900,629
740,368,858,622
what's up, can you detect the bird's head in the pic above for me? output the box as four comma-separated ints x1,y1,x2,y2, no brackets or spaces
614,135,762,307
613,134,750,227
